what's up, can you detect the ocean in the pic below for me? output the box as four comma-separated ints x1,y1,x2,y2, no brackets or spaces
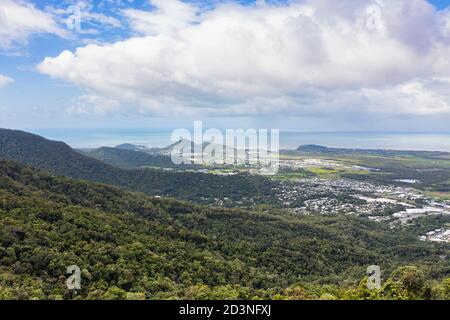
31,128,450,152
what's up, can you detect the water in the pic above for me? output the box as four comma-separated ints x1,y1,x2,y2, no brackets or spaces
32,128,173,149
280,132,450,152
31,128,450,152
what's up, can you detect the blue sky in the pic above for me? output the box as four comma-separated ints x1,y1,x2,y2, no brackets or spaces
1,0,450,133
430,0,450,9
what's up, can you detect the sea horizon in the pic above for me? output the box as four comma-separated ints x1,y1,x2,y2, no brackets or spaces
23,128,450,152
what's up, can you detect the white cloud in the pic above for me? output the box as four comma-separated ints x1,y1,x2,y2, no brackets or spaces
123,0,197,35
38,0,450,117
0,0,67,49
0,74,14,88
67,94,121,115
62,1,122,29
363,78,450,115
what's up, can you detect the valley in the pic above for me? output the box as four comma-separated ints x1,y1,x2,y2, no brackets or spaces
81,138,450,243
0,129,449,300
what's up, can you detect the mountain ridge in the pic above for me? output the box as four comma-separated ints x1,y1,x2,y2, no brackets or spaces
81,146,178,169
0,128,275,203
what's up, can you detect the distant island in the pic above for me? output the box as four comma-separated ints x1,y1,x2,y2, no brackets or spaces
296,144,450,158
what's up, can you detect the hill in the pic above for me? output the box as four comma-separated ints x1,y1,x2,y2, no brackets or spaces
117,140,237,159
81,146,177,169
0,158,448,299
116,140,197,156
0,129,275,203
116,143,155,153
0,128,113,180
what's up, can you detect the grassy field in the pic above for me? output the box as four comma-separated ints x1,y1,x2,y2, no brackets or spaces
424,191,450,200
278,151,450,193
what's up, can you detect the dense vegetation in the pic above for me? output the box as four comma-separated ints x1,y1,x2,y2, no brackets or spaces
0,158,448,300
81,147,178,169
0,129,275,204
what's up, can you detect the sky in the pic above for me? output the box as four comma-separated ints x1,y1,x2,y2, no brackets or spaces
1,0,450,133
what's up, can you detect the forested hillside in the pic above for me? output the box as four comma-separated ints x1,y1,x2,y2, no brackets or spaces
0,158,448,299
81,146,177,169
0,129,275,203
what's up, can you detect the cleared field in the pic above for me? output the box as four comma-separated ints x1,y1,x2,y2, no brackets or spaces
279,151,450,193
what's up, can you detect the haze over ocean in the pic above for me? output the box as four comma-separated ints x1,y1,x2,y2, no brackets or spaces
31,128,450,152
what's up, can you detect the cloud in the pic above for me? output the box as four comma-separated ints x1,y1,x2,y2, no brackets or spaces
363,78,450,115
123,0,197,35
38,0,450,117
0,0,67,50
59,1,123,29
0,74,14,88
66,94,121,115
